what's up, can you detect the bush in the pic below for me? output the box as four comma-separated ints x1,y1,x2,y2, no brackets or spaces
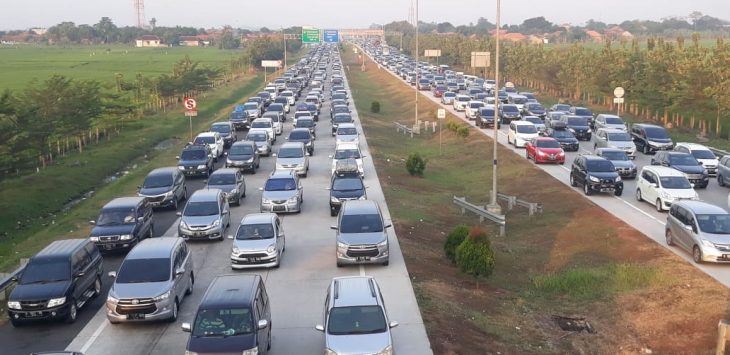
456,126,469,138
370,101,381,113
405,152,427,176
455,227,495,278
444,224,470,263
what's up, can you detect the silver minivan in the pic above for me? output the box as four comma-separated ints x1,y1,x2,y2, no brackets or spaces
177,189,230,240
106,237,194,323
260,170,303,213
229,213,286,269
274,142,310,177
666,200,730,264
332,200,391,267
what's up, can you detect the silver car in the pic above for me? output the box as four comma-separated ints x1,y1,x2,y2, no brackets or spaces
106,237,194,323
666,200,730,263
246,130,272,156
595,148,637,179
594,114,627,131
260,170,303,213
206,168,246,206
177,189,230,241
593,128,636,159
229,213,285,269
332,200,391,267
274,142,310,177
315,277,398,355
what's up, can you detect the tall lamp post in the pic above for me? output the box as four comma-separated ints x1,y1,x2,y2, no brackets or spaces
414,0,419,126
488,0,502,215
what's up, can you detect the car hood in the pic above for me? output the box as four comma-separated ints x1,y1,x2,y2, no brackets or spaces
326,331,391,354
568,124,590,130
663,188,698,199
208,184,237,193
277,157,305,166
253,141,269,148
289,138,311,145
262,190,297,201
338,231,387,245
608,141,635,150
90,224,135,237
179,158,208,166
604,123,627,130
332,189,366,200
245,109,258,115
699,232,730,245
11,280,71,301
554,136,578,144
609,160,635,169
187,333,256,354
229,153,254,161
671,164,705,174
337,135,358,143
528,109,546,115
233,238,276,252
647,137,672,144
111,281,170,300
139,186,172,196
536,148,563,154
181,215,220,226
697,158,718,167
587,172,619,180
217,132,231,138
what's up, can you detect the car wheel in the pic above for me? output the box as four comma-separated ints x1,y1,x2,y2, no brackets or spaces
242,188,246,198
583,182,592,195
173,197,179,210
656,199,663,212
267,329,272,350
168,300,179,322
148,225,154,239
643,143,650,155
330,209,337,217
382,259,389,266
719,175,725,187
186,275,194,295
569,174,577,187
665,230,675,246
525,150,530,160
10,318,23,327
635,189,642,202
183,187,188,201
693,246,703,263
65,300,78,323
92,276,102,298
336,261,343,268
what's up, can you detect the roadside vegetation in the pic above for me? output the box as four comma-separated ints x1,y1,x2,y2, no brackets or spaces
344,46,729,354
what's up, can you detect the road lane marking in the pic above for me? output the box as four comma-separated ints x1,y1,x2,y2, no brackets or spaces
359,265,365,276
79,318,108,353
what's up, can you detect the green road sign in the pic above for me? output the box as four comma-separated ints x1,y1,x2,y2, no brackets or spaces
302,28,320,43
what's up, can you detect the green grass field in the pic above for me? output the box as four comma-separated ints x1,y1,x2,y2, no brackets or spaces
0,45,244,91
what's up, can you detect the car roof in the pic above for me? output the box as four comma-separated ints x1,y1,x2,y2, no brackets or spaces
241,213,277,225
126,237,178,260
36,239,87,259
201,274,260,308
331,276,380,308
512,120,534,125
596,148,626,154
269,170,296,179
676,200,728,215
290,127,311,134
337,123,356,129
232,141,256,148
253,117,272,123
196,132,217,138
642,165,686,176
342,200,380,215
209,168,239,177
676,142,712,151
103,196,146,209
148,167,178,176
336,142,360,150
599,128,628,133
633,123,662,128
582,154,608,161
280,141,305,149
211,121,231,126
188,188,222,202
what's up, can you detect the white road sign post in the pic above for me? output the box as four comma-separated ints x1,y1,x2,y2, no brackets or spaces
614,86,625,115
437,109,446,154
261,60,282,83
184,97,198,140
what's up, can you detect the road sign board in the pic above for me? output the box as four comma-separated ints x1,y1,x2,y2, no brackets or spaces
185,110,198,117
613,97,625,104
183,97,197,110
437,109,446,119
424,49,441,57
505,82,515,88
302,28,320,43
261,60,282,68
323,29,339,43
614,87,625,98
470,52,490,68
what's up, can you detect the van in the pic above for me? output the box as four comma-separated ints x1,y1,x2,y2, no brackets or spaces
138,167,188,210
89,197,154,252
182,275,272,354
8,239,103,326
667,200,730,263
332,200,391,267
507,93,529,110
250,118,276,143
631,123,674,154
507,121,539,148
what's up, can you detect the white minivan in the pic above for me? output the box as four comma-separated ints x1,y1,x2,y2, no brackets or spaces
635,165,699,212
507,121,539,148
250,118,276,143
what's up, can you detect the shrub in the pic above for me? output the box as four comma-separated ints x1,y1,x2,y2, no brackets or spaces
370,101,381,113
456,126,469,138
444,224,470,263
455,227,495,278
405,152,427,176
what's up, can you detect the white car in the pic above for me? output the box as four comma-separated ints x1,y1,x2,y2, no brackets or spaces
441,92,457,105
250,118,276,143
330,142,365,176
465,101,486,120
193,132,224,159
305,95,321,110
280,90,296,106
675,142,719,176
264,86,277,100
636,166,699,212
335,123,359,145
453,94,471,111
507,121,539,148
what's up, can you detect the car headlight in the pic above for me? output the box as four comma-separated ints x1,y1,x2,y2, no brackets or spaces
180,220,189,229
568,128,575,133
587,128,592,133
119,234,133,241
107,294,118,303
589,175,600,182
230,189,238,195
178,166,185,170
184,351,198,355
232,246,240,254
246,157,254,163
358,195,367,200
288,196,299,203
325,349,337,355
153,290,170,302
47,297,66,308
701,239,715,248
330,196,340,203
377,239,388,248
226,158,233,164
377,345,394,355
266,244,276,254
660,191,672,200
537,151,546,156
261,198,272,204
337,241,348,250
164,191,174,198
242,348,259,355
89,236,99,242
197,165,206,169
7,301,21,310
615,176,621,182
213,219,221,227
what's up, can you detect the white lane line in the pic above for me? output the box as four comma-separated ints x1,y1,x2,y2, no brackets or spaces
615,196,666,225
79,319,108,353
359,265,365,277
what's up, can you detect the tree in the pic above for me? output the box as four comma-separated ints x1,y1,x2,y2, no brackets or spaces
519,16,557,35
149,17,157,30
93,17,117,43
260,27,271,33
436,22,455,33
219,28,240,49
585,19,607,32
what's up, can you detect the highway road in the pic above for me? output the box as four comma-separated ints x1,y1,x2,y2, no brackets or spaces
363,44,730,288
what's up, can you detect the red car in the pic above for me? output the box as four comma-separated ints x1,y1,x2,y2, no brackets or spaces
525,137,565,164
432,86,446,98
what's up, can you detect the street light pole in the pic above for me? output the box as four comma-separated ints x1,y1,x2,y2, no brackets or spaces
488,0,502,214
414,0,419,126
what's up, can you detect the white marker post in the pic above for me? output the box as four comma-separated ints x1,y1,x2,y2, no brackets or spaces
437,108,446,154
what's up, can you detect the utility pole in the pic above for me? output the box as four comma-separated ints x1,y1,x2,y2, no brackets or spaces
283,29,287,72
414,0,419,126
488,0,502,215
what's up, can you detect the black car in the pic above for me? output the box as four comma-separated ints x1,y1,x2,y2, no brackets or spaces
287,128,315,156
651,151,709,188
89,197,154,252
476,106,499,129
570,155,623,196
545,123,580,151
569,106,594,127
305,103,320,121
210,122,237,148
295,117,317,138
329,159,367,216
138,167,188,209
499,104,521,124
226,141,260,173
8,239,103,326
330,104,351,120
631,123,674,154
523,103,546,118
561,115,592,141
177,144,214,177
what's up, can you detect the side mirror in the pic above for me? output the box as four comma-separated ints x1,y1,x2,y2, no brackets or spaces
315,324,325,332
629,156,636,160
306,153,311,157
176,212,183,217
137,185,142,190
649,183,658,188
698,161,703,165
385,223,393,229
175,268,185,277
181,323,192,332
328,155,333,158
175,156,180,160
690,183,695,188
684,224,693,231
259,187,264,191
330,225,338,230
389,321,399,328
257,319,269,330
224,152,228,156
108,271,117,278
10,276,18,282
89,220,96,225
272,153,278,157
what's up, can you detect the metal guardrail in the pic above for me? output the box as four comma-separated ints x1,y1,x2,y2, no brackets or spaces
710,147,730,159
395,122,416,137
453,196,506,236
0,262,26,300
492,192,543,216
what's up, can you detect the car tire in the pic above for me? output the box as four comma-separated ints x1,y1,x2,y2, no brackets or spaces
242,189,246,198
148,225,154,239
693,245,703,264
656,199,663,212
570,174,577,187
336,261,343,268
665,230,675,246
267,329,272,350
173,197,179,211
168,300,179,323
382,260,389,266
91,276,102,298
643,143,650,155
186,274,194,295
719,175,725,187
635,189,642,202
183,187,188,201
614,188,622,197
65,299,78,324
525,150,530,160
330,210,337,217
583,182,592,196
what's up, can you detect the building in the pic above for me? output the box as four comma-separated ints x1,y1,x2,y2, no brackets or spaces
585,30,603,42
135,35,162,47
502,33,527,42
179,36,201,46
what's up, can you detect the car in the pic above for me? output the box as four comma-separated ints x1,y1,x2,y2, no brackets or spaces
674,142,719,176
476,106,500,129
229,110,250,131
525,137,565,164
593,128,637,158
522,116,546,134
569,155,623,196
329,159,367,216
651,151,709,188
287,128,315,156
251,118,276,142
417,78,431,90
262,111,284,136
441,91,457,105
274,142,310,177
331,104,351,121
89,197,154,251
332,200,391,267
569,106,595,127
666,200,730,263
332,92,349,104
315,277,398,355
209,122,237,148
453,94,471,111
631,123,674,154
193,132,225,160
446,81,459,93
545,111,566,128
273,97,291,113
330,142,365,176
432,85,447,97
279,90,296,105
636,166,699,211
305,95,321,110
305,103,320,121
522,103,546,118
177,143,215,177
267,103,287,119
507,93,528,110
138,167,188,209
560,115,592,141
507,121,539,148
594,114,627,131
206,168,246,206
225,141,260,173
335,123,359,145
465,100,486,120
295,117,317,138
544,123,580,151
246,130,272,156
550,103,572,113
229,213,286,269
182,275,271,355
260,170,303,213
718,156,730,187
595,148,637,179
499,104,521,124
177,189,230,241
106,237,193,324
7,239,103,326
332,113,354,135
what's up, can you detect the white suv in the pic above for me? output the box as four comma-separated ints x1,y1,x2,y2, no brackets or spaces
193,132,224,160
635,165,699,212
465,100,485,120
453,94,471,111
507,121,539,148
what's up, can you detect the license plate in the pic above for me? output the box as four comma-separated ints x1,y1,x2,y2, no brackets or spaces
127,313,145,320
356,257,371,261
26,311,43,317
194,232,205,237
273,206,285,212
103,245,114,250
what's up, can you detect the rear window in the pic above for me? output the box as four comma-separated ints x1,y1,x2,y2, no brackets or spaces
536,140,561,148
567,117,588,126
289,130,311,140
605,116,624,124
337,127,357,135
208,173,236,185
194,136,215,145
236,223,274,240
117,258,170,283
230,144,254,155
574,108,592,116
457,96,470,102
251,121,271,129
327,306,387,335
278,147,304,158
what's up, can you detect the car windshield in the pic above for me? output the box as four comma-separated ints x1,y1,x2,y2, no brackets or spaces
210,125,231,133
20,259,70,284
669,155,699,165
289,131,311,140
244,103,258,110
527,104,544,111
512,97,527,104
567,117,588,126
194,136,215,145
607,132,631,141
209,174,236,185
605,117,624,124
181,149,207,160
116,258,170,283
457,97,470,102
574,108,592,116
338,127,357,135
247,133,266,142
306,104,318,111
692,150,716,160
551,130,574,138
97,208,136,226
586,160,615,172
236,223,274,240
697,214,730,235
536,140,560,148
659,176,691,189
340,214,383,233
184,201,219,216
444,93,456,97
469,102,484,109
278,147,303,158
296,120,314,128
230,145,254,155
143,174,173,188
333,177,364,191
265,178,296,191
525,117,542,125
554,104,570,111
502,106,518,113
327,306,387,335
644,127,670,139
251,121,270,129
295,112,312,118
268,105,283,112
479,109,495,116
334,115,352,123
335,149,361,159
601,151,629,161
516,125,538,134
193,308,254,337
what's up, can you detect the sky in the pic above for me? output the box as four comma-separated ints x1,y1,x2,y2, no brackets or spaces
2,0,729,30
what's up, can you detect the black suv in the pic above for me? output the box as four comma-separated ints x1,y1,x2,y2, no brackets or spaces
631,123,674,154
569,155,623,196
177,144,214,177
89,197,154,252
545,122,579,151
477,106,499,129
8,239,103,326
651,151,709,188
329,159,367,216
568,106,594,127
226,141,260,173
